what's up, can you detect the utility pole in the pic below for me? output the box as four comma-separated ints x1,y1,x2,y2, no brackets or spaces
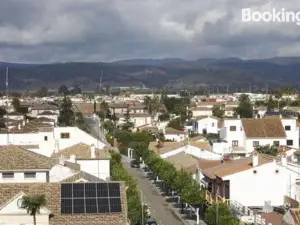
5,67,9,145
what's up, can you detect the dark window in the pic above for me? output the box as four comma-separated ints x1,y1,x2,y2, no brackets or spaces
285,125,291,131
44,136,48,141
24,172,36,179
232,141,238,146
2,172,14,179
273,141,280,146
230,126,236,131
287,140,293,146
253,141,259,147
85,183,96,198
61,184,72,198
60,133,70,139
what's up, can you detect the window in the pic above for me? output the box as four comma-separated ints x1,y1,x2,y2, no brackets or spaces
273,141,280,146
212,123,215,127
2,172,14,179
60,133,70,139
24,172,36,179
230,126,236,131
285,125,291,131
253,141,259,147
44,136,48,141
232,140,238,146
287,140,293,146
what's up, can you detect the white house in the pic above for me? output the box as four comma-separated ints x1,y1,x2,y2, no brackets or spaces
164,127,187,142
51,143,111,181
37,111,58,123
193,116,220,135
219,116,299,156
29,104,59,118
190,107,212,117
202,152,291,207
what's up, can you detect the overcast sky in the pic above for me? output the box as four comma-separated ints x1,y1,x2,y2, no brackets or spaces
1,0,300,63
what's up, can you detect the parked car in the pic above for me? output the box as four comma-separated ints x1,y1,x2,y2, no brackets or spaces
130,159,140,168
145,218,157,225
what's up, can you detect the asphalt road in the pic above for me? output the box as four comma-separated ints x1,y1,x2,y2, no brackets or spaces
122,156,185,225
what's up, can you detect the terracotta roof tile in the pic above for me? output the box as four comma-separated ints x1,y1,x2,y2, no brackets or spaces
149,141,185,155
165,152,199,172
242,118,286,138
0,145,52,170
263,212,283,225
60,171,105,183
165,127,186,135
202,153,274,179
51,143,111,160
0,182,127,225
190,141,211,151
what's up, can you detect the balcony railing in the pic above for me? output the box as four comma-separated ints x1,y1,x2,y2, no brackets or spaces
205,190,230,204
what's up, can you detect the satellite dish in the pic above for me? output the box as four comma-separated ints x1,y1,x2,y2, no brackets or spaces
17,198,23,208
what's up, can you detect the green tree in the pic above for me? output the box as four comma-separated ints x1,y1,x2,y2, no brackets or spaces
36,86,48,97
58,85,69,95
266,96,276,110
212,104,224,118
122,109,133,131
75,112,87,131
274,89,283,109
0,107,6,118
11,97,20,112
110,151,143,225
20,195,47,225
167,118,183,130
255,144,278,156
205,203,239,225
58,96,75,126
234,94,253,118
144,95,160,116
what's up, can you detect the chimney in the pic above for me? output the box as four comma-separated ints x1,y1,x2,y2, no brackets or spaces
281,153,287,166
91,144,96,158
59,154,65,166
17,123,21,130
70,155,76,163
22,119,26,126
54,140,59,153
253,151,259,167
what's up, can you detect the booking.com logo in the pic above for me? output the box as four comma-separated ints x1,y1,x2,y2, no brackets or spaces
242,8,300,26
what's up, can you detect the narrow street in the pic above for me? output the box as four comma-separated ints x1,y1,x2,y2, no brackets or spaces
122,156,185,225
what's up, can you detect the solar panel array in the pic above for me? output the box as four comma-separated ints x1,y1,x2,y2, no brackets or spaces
61,183,122,214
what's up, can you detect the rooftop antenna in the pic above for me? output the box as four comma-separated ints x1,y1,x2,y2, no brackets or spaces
99,70,103,95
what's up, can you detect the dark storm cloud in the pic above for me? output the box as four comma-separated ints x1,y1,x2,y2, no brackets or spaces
0,0,300,62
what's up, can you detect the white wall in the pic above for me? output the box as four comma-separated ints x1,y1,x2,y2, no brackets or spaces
0,171,48,183
132,116,151,128
224,161,287,207
212,142,231,155
165,134,185,142
49,164,77,182
160,147,186,158
220,119,244,147
76,159,110,181
186,145,222,160
245,138,286,154
194,117,219,134
192,110,212,117
282,119,299,149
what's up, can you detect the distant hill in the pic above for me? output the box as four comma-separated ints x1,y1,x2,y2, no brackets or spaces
1,57,300,91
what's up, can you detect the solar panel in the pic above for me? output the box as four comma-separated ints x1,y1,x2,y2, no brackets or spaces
108,183,120,197
97,183,108,197
60,183,122,214
109,198,122,212
73,183,84,198
61,184,72,198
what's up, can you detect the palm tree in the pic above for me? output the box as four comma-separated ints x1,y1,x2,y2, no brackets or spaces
20,195,46,225
274,89,283,110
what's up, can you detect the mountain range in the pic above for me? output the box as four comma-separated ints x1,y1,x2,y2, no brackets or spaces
1,57,300,92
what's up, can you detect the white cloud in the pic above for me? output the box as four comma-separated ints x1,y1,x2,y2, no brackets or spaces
0,0,300,62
